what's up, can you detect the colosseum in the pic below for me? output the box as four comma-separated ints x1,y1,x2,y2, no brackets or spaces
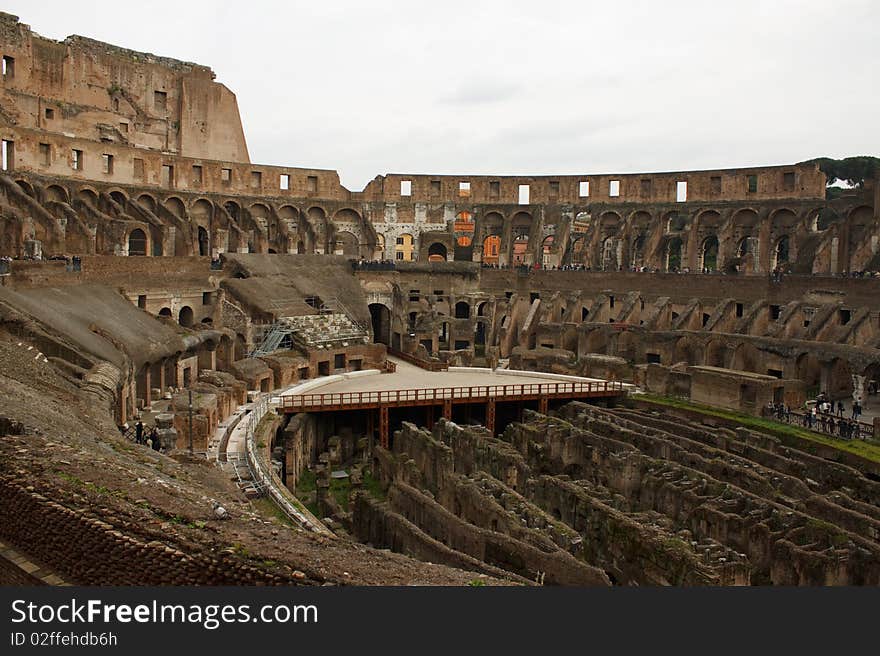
1,12,879,586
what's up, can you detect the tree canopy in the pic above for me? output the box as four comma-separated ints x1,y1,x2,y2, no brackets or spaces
800,156,880,188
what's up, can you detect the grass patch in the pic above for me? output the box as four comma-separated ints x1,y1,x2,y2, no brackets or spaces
330,476,350,511
362,470,386,501
636,394,880,465
295,469,319,517
251,496,297,528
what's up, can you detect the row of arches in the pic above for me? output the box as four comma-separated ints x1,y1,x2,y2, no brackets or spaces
2,175,875,273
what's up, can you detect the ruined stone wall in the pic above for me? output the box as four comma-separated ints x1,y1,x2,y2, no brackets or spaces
0,12,248,162
0,475,294,585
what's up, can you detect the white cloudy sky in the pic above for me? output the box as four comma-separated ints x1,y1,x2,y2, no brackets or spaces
7,0,879,190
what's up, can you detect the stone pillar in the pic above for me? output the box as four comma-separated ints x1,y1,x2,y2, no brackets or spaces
143,367,151,410
154,413,178,451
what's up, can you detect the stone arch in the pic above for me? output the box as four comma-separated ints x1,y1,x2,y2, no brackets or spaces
178,306,194,328
45,185,69,204
477,301,488,317
584,330,608,355
197,226,209,257
15,179,35,198
368,303,391,345
600,235,618,271
666,237,683,272
696,209,722,230
454,301,470,318
630,234,646,269
673,337,703,366
770,208,798,230
128,228,147,256
78,187,99,206
705,340,726,368
164,196,186,218
158,307,172,318
731,208,760,227
137,193,156,213
541,235,560,268
566,235,589,267
664,210,687,233
109,189,128,206
224,200,241,222
600,210,622,232
191,198,213,220
306,206,329,252
731,342,762,373
700,235,719,271
772,235,790,269
427,242,448,262
335,230,359,257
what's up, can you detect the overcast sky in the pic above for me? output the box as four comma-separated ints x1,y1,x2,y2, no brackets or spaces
7,0,879,190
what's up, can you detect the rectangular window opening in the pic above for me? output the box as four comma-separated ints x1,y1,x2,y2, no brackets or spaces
192,165,203,185
747,174,758,193
710,176,722,194
489,181,500,198
783,171,795,191
2,139,15,171
640,178,652,197
548,181,560,198
202,292,212,305
458,181,471,197
119,121,128,133
221,168,232,185
154,90,167,111
431,180,441,195
39,142,50,167
162,164,174,188
102,153,114,174
133,158,144,180
400,179,412,196
250,170,262,188
676,180,688,202
2,56,14,78
71,148,82,171
609,180,620,197
518,184,530,204
307,175,318,193
137,295,147,309
578,180,590,197
44,108,54,120
735,302,744,318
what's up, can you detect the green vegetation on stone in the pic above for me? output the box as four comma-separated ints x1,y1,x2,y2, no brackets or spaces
635,394,880,465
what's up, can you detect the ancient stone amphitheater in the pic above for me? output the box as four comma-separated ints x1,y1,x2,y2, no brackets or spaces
1,12,879,586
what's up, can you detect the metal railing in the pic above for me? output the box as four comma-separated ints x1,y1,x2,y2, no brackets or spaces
241,394,333,536
778,410,873,441
279,380,625,411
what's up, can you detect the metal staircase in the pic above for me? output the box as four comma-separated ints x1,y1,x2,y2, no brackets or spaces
248,321,290,357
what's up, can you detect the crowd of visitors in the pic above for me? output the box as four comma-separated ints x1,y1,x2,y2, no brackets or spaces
768,392,867,440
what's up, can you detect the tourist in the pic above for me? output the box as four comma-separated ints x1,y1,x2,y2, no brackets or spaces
852,400,862,420
135,419,144,444
837,400,845,417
